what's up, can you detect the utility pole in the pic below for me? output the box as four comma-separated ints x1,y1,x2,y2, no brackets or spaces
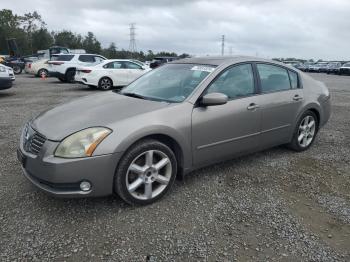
221,35,225,56
129,23,137,55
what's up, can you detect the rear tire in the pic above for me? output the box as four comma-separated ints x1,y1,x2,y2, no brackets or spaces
98,77,113,90
58,76,66,82
38,69,48,78
13,65,22,74
65,69,76,83
114,139,177,205
288,110,318,152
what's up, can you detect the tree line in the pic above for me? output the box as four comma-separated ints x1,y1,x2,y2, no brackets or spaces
0,9,189,61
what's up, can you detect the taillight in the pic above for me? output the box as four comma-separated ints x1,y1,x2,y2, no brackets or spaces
82,70,91,73
28,64,31,68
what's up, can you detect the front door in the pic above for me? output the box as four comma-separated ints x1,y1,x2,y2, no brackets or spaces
191,63,262,167
123,61,145,83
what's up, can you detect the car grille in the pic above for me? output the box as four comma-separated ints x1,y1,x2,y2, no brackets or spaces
30,132,46,154
23,126,47,155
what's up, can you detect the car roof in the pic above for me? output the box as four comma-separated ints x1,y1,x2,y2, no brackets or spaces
52,53,103,56
170,55,293,67
103,59,133,62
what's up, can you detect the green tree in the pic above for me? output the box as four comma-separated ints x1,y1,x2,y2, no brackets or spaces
0,9,23,55
31,28,53,52
82,32,101,53
103,42,118,58
19,11,46,53
53,30,83,49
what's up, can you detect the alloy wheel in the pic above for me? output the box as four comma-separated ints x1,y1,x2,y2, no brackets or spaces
297,115,316,147
100,78,112,90
126,150,172,200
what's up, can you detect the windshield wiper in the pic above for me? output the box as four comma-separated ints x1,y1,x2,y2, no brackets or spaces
120,92,147,100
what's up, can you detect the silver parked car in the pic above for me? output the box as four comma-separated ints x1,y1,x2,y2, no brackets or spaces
18,56,331,205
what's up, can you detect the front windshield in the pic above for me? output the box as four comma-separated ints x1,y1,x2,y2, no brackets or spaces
120,63,216,102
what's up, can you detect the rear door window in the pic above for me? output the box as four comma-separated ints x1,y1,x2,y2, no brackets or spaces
103,61,124,69
257,64,291,93
288,70,299,89
124,61,142,69
78,55,95,63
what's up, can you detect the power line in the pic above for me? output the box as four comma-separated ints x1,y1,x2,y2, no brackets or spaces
129,23,137,53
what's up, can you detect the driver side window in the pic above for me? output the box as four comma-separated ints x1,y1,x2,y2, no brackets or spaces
206,64,255,100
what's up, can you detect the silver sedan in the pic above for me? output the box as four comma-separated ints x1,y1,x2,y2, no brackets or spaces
18,56,331,205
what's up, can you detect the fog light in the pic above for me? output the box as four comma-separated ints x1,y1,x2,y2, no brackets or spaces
80,181,91,192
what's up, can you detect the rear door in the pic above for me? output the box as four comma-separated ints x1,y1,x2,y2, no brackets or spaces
255,63,304,148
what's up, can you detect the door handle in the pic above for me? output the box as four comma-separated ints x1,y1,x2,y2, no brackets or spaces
293,95,303,101
247,103,259,111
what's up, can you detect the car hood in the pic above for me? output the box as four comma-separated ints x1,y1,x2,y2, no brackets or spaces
31,92,170,141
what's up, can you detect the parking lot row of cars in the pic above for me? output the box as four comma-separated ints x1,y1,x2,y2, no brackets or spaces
23,53,156,90
287,61,350,74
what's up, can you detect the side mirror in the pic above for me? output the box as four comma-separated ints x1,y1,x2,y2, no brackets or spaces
200,92,228,106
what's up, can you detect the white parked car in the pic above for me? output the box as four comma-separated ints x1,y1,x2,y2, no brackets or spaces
25,59,50,77
48,54,107,83
75,59,151,90
0,64,15,90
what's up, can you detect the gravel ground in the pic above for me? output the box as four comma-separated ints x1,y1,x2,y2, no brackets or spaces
0,73,349,261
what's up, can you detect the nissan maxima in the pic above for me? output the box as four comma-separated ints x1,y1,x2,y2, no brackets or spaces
17,56,331,205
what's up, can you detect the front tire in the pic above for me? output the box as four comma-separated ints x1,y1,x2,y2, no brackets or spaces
115,139,177,205
288,110,318,152
98,77,113,90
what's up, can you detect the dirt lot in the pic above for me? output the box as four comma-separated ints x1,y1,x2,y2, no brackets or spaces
0,73,349,261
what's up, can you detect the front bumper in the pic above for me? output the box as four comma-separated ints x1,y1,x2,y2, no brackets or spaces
18,135,122,197
0,77,13,89
340,68,350,75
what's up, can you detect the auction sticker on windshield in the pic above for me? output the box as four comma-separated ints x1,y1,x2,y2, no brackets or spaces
191,65,215,73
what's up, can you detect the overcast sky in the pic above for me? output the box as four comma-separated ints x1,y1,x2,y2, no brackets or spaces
2,0,350,60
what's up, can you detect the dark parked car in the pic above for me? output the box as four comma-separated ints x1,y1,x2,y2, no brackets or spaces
18,56,331,205
150,56,179,69
3,57,25,74
339,62,350,75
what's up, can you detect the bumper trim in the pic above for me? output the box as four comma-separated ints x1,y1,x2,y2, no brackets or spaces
22,167,92,196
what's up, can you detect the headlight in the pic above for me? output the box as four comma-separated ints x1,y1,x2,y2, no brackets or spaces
0,66,5,72
55,127,112,158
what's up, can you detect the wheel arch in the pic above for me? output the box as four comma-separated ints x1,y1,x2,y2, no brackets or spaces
307,108,320,128
113,132,187,180
65,67,76,74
